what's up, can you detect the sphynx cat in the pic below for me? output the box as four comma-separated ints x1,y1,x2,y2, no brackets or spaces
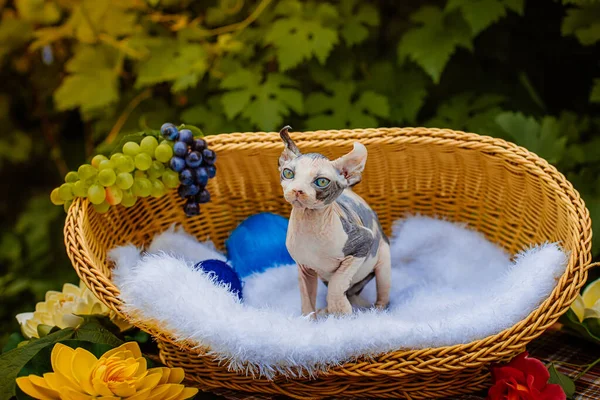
278,126,391,317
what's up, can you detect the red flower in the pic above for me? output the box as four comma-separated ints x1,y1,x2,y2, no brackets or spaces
487,352,566,400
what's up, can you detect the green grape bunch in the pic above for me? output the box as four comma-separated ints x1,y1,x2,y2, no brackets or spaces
50,124,215,216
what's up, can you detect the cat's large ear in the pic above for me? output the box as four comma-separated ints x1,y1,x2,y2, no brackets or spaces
332,142,367,187
279,125,300,167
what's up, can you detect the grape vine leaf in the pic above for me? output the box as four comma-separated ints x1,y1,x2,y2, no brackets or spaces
446,0,524,36
263,1,339,71
360,62,429,124
591,78,600,102
181,97,247,134
397,6,473,84
69,0,138,43
305,81,389,130
495,112,567,164
426,93,506,137
54,45,119,115
220,69,303,131
132,37,208,92
15,0,61,25
338,0,380,46
561,4,600,45
0,18,33,60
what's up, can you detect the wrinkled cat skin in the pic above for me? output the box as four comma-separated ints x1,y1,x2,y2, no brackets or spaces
278,126,391,317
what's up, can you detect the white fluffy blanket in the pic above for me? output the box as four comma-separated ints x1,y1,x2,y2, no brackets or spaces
109,216,567,378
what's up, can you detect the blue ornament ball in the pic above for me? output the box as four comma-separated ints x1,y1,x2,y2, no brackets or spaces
193,259,243,300
225,212,295,278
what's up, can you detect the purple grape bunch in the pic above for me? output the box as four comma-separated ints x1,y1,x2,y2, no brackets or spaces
160,123,217,217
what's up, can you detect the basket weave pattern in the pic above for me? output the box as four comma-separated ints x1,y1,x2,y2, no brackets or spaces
65,128,593,399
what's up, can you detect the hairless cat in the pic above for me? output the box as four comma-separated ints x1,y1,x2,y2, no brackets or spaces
278,126,391,317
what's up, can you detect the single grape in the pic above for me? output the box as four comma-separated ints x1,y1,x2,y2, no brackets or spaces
150,179,166,197
58,183,74,201
121,190,137,208
207,165,217,179
88,184,106,204
65,171,79,183
110,153,124,163
105,186,123,205
72,180,89,197
160,123,179,141
93,201,110,214
169,156,186,172
91,155,108,168
50,188,64,205
179,169,195,186
63,200,73,213
183,198,200,216
78,164,97,180
123,142,141,156
162,169,180,189
173,141,188,158
132,178,152,197
192,138,206,152
160,139,174,148
178,183,199,198
194,167,209,186
135,153,153,171
116,172,134,190
196,189,211,204
155,143,173,163
98,159,114,170
116,155,135,173
140,136,159,155
148,161,165,179
185,151,202,168
98,169,117,186
178,129,193,144
202,148,216,165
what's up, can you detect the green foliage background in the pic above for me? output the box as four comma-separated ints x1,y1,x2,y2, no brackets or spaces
0,0,598,346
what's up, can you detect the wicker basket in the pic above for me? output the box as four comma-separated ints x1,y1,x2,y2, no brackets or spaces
65,128,593,399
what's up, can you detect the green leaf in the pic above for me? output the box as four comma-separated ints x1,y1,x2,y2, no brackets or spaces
426,93,506,137
361,62,429,124
15,0,61,25
446,0,523,35
71,318,124,347
495,112,567,164
0,17,33,60
561,4,600,45
2,333,25,354
590,79,600,103
0,328,74,400
305,81,389,130
54,45,119,114
397,6,472,83
133,38,208,92
220,70,303,131
548,364,576,398
181,97,245,135
264,2,339,71
67,0,138,43
338,0,380,46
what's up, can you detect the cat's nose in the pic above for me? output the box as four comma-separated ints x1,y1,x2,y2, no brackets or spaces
293,189,304,197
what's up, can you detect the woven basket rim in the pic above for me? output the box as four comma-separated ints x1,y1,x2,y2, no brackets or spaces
64,127,593,378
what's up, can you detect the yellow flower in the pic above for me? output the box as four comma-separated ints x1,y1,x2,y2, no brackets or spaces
16,281,131,339
571,277,600,322
16,342,198,400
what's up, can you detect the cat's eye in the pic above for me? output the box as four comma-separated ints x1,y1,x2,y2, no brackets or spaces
282,168,294,179
314,177,331,188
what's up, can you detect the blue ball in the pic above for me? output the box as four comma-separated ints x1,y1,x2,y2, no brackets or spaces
194,259,243,300
225,212,295,278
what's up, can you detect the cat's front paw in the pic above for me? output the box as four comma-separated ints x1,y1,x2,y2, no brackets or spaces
375,301,389,311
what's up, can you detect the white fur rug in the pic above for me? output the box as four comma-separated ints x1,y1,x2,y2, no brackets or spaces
109,216,568,379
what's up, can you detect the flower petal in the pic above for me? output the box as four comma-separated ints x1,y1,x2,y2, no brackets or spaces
110,382,137,397
162,384,185,400
71,348,98,395
16,312,34,325
125,387,154,400
59,386,94,400
43,372,80,392
571,295,585,322
16,376,60,400
92,378,114,396
165,368,185,384
137,371,163,391
146,384,172,400
101,342,142,360
583,277,600,308
52,344,77,381
176,387,199,400
508,353,550,391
